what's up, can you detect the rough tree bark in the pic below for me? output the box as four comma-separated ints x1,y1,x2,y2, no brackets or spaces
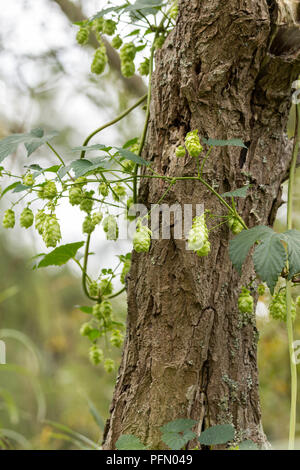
103,0,300,449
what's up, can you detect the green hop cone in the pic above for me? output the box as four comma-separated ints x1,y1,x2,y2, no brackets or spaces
98,182,109,197
91,45,108,75
92,211,103,225
82,215,95,234
185,130,203,158
197,240,211,257
122,159,135,173
187,213,208,252
104,358,115,373
75,176,87,186
121,258,131,284
297,296,300,308
35,210,47,235
89,345,104,365
103,215,118,240
154,34,166,49
22,172,34,186
138,58,150,76
99,279,113,296
3,209,15,229
120,42,136,61
20,207,34,228
80,322,94,337
228,216,244,235
110,329,124,348
238,287,254,314
130,142,140,155
103,19,117,36
257,284,266,296
111,35,123,49
112,183,127,201
176,145,186,157
100,300,113,318
40,181,57,199
92,17,104,33
121,60,135,78
269,289,296,322
126,197,136,221
133,224,152,253
76,26,89,45
92,303,102,321
80,191,94,213
42,215,61,248
169,0,179,19
69,185,82,206
89,281,99,298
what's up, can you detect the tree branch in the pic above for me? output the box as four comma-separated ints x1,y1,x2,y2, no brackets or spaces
51,0,147,97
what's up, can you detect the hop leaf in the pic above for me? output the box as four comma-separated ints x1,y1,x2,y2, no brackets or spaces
20,207,34,228
3,209,15,229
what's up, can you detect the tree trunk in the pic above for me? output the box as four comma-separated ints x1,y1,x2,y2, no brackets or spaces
103,0,300,449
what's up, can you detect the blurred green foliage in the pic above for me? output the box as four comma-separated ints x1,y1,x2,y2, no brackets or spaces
0,234,124,449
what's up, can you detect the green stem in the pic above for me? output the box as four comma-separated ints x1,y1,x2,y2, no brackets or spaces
286,102,300,450
109,287,126,299
133,43,156,203
82,234,98,302
80,94,147,160
46,142,74,181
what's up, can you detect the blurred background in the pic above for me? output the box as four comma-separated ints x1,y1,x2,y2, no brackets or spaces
0,0,300,450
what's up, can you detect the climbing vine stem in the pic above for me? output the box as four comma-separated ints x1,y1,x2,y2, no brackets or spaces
286,102,300,450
